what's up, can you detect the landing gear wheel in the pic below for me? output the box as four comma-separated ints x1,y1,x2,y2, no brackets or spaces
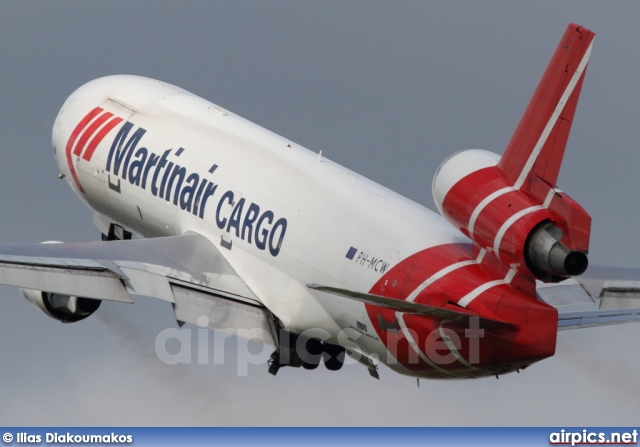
300,338,323,370
323,342,345,371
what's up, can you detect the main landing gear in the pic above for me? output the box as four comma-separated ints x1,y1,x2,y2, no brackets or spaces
267,331,346,376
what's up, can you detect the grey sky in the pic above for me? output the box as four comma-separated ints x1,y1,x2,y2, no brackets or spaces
0,1,639,425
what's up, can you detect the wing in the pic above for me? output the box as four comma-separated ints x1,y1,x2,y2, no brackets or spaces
537,266,640,329
0,233,275,344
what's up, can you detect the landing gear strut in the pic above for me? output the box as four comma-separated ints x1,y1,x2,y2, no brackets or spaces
101,224,132,241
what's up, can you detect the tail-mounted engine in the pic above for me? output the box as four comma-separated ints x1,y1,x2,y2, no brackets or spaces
21,288,101,323
432,149,590,282
431,24,594,282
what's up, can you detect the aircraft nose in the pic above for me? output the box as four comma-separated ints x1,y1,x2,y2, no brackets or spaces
51,98,71,179
51,75,177,195
51,77,117,193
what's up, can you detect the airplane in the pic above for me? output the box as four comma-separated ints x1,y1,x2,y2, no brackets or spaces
2,22,639,380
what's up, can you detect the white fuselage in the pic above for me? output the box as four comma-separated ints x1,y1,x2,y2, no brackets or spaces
52,75,469,375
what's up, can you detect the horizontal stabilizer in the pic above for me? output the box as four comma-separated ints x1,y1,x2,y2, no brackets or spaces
538,267,640,330
307,283,512,329
558,308,640,329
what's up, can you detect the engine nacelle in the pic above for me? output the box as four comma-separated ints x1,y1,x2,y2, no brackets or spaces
21,288,101,323
433,149,590,282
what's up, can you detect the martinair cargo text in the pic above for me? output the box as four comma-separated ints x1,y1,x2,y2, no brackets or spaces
2,23,640,380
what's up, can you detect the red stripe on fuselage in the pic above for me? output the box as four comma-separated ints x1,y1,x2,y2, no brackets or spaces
73,112,113,157
365,243,556,378
82,116,123,161
367,243,475,300
65,107,103,194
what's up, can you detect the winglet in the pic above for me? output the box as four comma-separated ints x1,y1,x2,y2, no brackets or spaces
497,24,595,189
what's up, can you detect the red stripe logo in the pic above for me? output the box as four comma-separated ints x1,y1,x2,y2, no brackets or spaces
65,107,124,193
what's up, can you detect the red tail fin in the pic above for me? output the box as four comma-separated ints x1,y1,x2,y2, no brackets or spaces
497,24,595,188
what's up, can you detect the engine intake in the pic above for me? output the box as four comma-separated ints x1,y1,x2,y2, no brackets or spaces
21,288,101,323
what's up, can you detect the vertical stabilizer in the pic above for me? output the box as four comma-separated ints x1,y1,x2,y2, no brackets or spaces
433,24,594,281
497,24,595,189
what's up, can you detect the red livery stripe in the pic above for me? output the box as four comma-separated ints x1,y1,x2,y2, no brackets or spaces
365,243,556,377
83,116,123,161
73,112,113,157
65,107,103,193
